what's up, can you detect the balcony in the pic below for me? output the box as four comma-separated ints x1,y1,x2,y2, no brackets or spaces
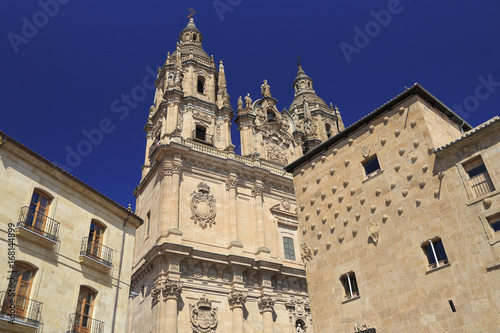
67,313,104,333
0,291,43,330
16,206,60,248
148,140,160,157
79,237,113,272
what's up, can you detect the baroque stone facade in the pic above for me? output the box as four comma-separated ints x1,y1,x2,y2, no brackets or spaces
128,19,331,333
286,85,500,332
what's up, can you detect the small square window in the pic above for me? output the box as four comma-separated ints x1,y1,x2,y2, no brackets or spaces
340,272,359,300
423,239,449,269
283,236,296,260
463,156,495,198
362,155,381,176
487,214,500,234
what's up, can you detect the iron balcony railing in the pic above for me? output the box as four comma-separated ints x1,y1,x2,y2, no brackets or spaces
80,237,113,267
0,291,43,327
149,140,160,157
18,206,60,242
67,313,104,333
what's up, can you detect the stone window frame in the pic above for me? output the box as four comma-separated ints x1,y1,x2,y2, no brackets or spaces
340,271,360,302
456,152,499,204
282,236,296,261
361,155,384,183
478,208,500,246
421,237,450,273
278,227,299,263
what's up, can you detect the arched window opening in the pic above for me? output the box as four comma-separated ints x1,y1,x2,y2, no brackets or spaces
325,123,332,138
72,286,97,332
87,220,106,259
193,34,197,42
2,262,36,318
295,319,306,332
197,76,205,94
267,111,276,122
308,82,311,88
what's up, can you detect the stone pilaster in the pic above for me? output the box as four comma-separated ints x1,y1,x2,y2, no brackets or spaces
258,295,276,333
228,290,247,333
226,174,243,249
252,180,270,254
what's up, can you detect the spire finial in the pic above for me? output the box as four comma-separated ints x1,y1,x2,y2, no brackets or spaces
187,8,197,18
296,55,302,67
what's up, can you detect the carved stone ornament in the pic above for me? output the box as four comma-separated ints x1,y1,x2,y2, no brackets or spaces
286,300,311,331
281,197,291,211
265,134,289,165
362,146,370,158
367,220,380,244
161,162,182,178
190,181,217,228
228,291,247,308
258,296,276,312
300,243,313,264
190,292,218,333
162,281,182,300
354,321,376,333
225,177,237,190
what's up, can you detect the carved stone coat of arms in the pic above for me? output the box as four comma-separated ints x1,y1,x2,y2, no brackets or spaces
190,293,218,333
190,181,217,228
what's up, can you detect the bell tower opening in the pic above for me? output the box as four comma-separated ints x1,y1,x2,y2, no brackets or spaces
325,123,332,138
197,76,205,94
267,111,276,122
195,125,207,142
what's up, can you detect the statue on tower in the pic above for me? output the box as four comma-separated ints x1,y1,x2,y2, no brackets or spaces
244,93,252,109
261,79,272,97
237,96,243,110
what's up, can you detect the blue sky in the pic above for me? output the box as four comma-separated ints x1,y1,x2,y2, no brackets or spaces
1,0,499,208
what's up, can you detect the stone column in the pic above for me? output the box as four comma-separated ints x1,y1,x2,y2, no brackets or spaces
163,281,182,333
252,181,269,253
258,296,276,333
228,290,247,333
226,174,242,247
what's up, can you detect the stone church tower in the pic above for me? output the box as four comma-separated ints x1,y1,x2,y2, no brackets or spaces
128,18,341,332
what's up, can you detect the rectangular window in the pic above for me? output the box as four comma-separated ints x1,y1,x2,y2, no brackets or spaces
424,239,449,269
146,211,150,238
340,272,359,300
195,125,206,142
283,236,296,260
362,155,381,177
463,156,495,198
487,214,500,234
